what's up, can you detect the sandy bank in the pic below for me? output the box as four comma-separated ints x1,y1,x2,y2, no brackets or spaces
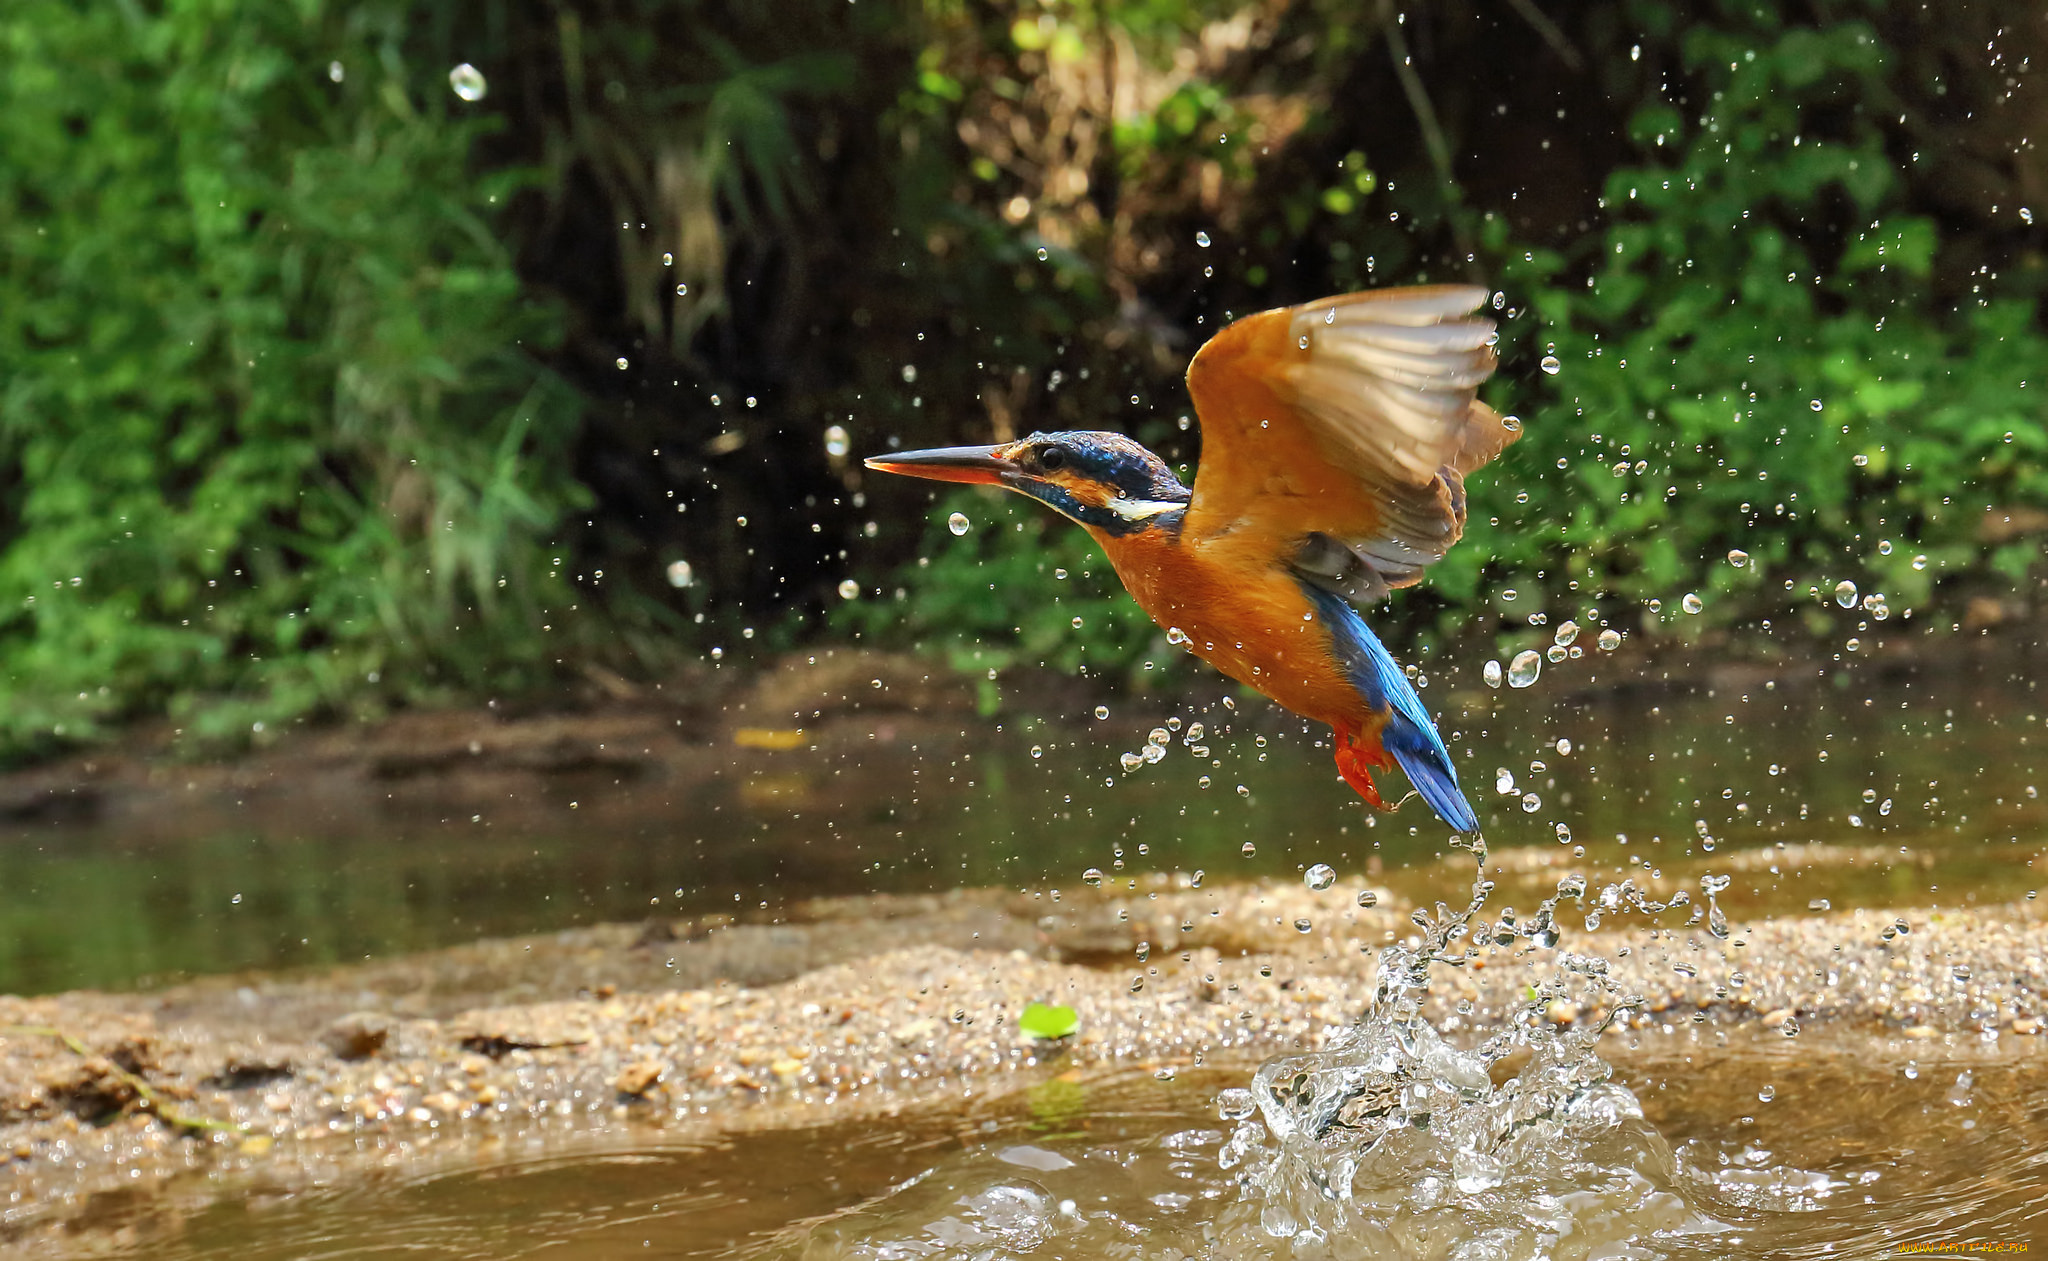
3,863,2044,1254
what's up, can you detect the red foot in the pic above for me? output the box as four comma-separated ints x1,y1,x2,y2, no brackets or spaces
1332,724,1393,810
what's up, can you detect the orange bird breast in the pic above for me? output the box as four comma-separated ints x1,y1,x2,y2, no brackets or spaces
1087,524,1379,740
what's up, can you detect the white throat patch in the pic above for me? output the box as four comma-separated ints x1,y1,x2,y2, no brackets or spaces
1106,497,1185,522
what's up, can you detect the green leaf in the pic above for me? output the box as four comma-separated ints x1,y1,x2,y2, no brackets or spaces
1019,1001,1079,1041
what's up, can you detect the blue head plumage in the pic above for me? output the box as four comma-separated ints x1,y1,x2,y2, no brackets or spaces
1001,431,1190,536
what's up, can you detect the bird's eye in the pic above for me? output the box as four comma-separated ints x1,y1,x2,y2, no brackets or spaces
1037,445,1067,471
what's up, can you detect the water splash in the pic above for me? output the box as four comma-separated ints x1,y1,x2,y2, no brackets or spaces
1212,844,1731,1255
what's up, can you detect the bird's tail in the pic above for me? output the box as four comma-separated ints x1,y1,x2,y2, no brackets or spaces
1381,710,1478,834
1300,582,1478,834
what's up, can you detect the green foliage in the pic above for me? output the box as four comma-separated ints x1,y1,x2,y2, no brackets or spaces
1018,1000,1079,1041
3,0,2042,756
1474,8,2048,641
0,2,585,758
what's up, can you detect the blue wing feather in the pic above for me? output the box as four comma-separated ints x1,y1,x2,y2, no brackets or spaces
1299,583,1478,833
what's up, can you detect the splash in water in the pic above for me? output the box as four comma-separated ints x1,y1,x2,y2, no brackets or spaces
1208,838,1735,1256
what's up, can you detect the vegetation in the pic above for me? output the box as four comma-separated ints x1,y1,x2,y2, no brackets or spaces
0,2,585,755
0,0,2041,761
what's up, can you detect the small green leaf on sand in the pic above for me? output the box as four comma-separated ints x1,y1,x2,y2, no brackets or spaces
1019,1001,1079,1041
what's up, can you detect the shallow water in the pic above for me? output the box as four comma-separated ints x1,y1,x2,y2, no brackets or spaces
1,661,2039,994
108,1038,2047,1260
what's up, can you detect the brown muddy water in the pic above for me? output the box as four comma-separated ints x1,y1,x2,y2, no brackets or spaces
81,1041,2048,1260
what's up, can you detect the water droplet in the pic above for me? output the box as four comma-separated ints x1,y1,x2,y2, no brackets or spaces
1482,659,1503,688
1681,592,1704,615
1355,889,1378,908
1217,1087,1255,1120
1911,554,1928,571
1553,620,1579,647
1852,453,1869,467
1141,743,1166,764
1727,549,1749,568
1833,579,1858,608
1555,737,1572,755
327,60,345,83
1597,628,1622,651
1195,230,1212,247
1236,784,1251,797
1071,616,1085,629
1198,775,1212,789
662,252,674,267
1120,752,1143,772
1545,644,1567,663
615,357,629,370
675,283,689,296
837,579,860,600
1758,1085,1776,1102
1148,728,1170,746
665,560,694,588
1499,588,1518,602
1554,822,1572,844
1305,863,1336,891
1293,917,1313,934
900,364,917,384
2022,207,2036,225
1521,792,1541,812
449,63,487,101
1877,539,1893,556
947,511,970,536
1035,246,1048,261
1506,650,1542,688
1093,705,1110,720
824,425,850,458
1030,745,1044,759
1240,840,1256,855
1539,355,1561,375
1809,398,1824,411
1780,1017,1801,1038
1495,768,1517,795
1952,964,1972,982
1082,868,1104,887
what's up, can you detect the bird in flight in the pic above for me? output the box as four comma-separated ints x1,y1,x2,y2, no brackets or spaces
866,286,1513,833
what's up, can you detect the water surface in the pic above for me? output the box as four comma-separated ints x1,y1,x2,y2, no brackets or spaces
2,659,2038,995
96,1037,2048,1260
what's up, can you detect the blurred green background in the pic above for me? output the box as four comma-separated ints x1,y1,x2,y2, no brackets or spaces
0,0,2042,761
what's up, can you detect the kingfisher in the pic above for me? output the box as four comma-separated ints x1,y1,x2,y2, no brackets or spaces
866,286,1513,833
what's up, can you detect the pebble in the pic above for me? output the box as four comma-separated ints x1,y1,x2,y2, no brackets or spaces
613,1061,665,1097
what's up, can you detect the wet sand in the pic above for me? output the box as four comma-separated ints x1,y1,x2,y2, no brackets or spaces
4,856,2044,1255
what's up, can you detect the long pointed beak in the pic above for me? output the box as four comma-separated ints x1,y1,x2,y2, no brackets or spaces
863,444,1017,486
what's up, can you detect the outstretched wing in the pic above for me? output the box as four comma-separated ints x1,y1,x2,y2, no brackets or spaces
1181,286,1515,601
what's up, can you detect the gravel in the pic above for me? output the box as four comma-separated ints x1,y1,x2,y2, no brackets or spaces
3,868,2045,1253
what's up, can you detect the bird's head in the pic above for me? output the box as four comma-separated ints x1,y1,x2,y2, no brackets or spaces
866,430,1190,536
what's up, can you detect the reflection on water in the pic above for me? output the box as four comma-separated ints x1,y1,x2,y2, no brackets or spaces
109,1042,2048,1260
0,662,2039,995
